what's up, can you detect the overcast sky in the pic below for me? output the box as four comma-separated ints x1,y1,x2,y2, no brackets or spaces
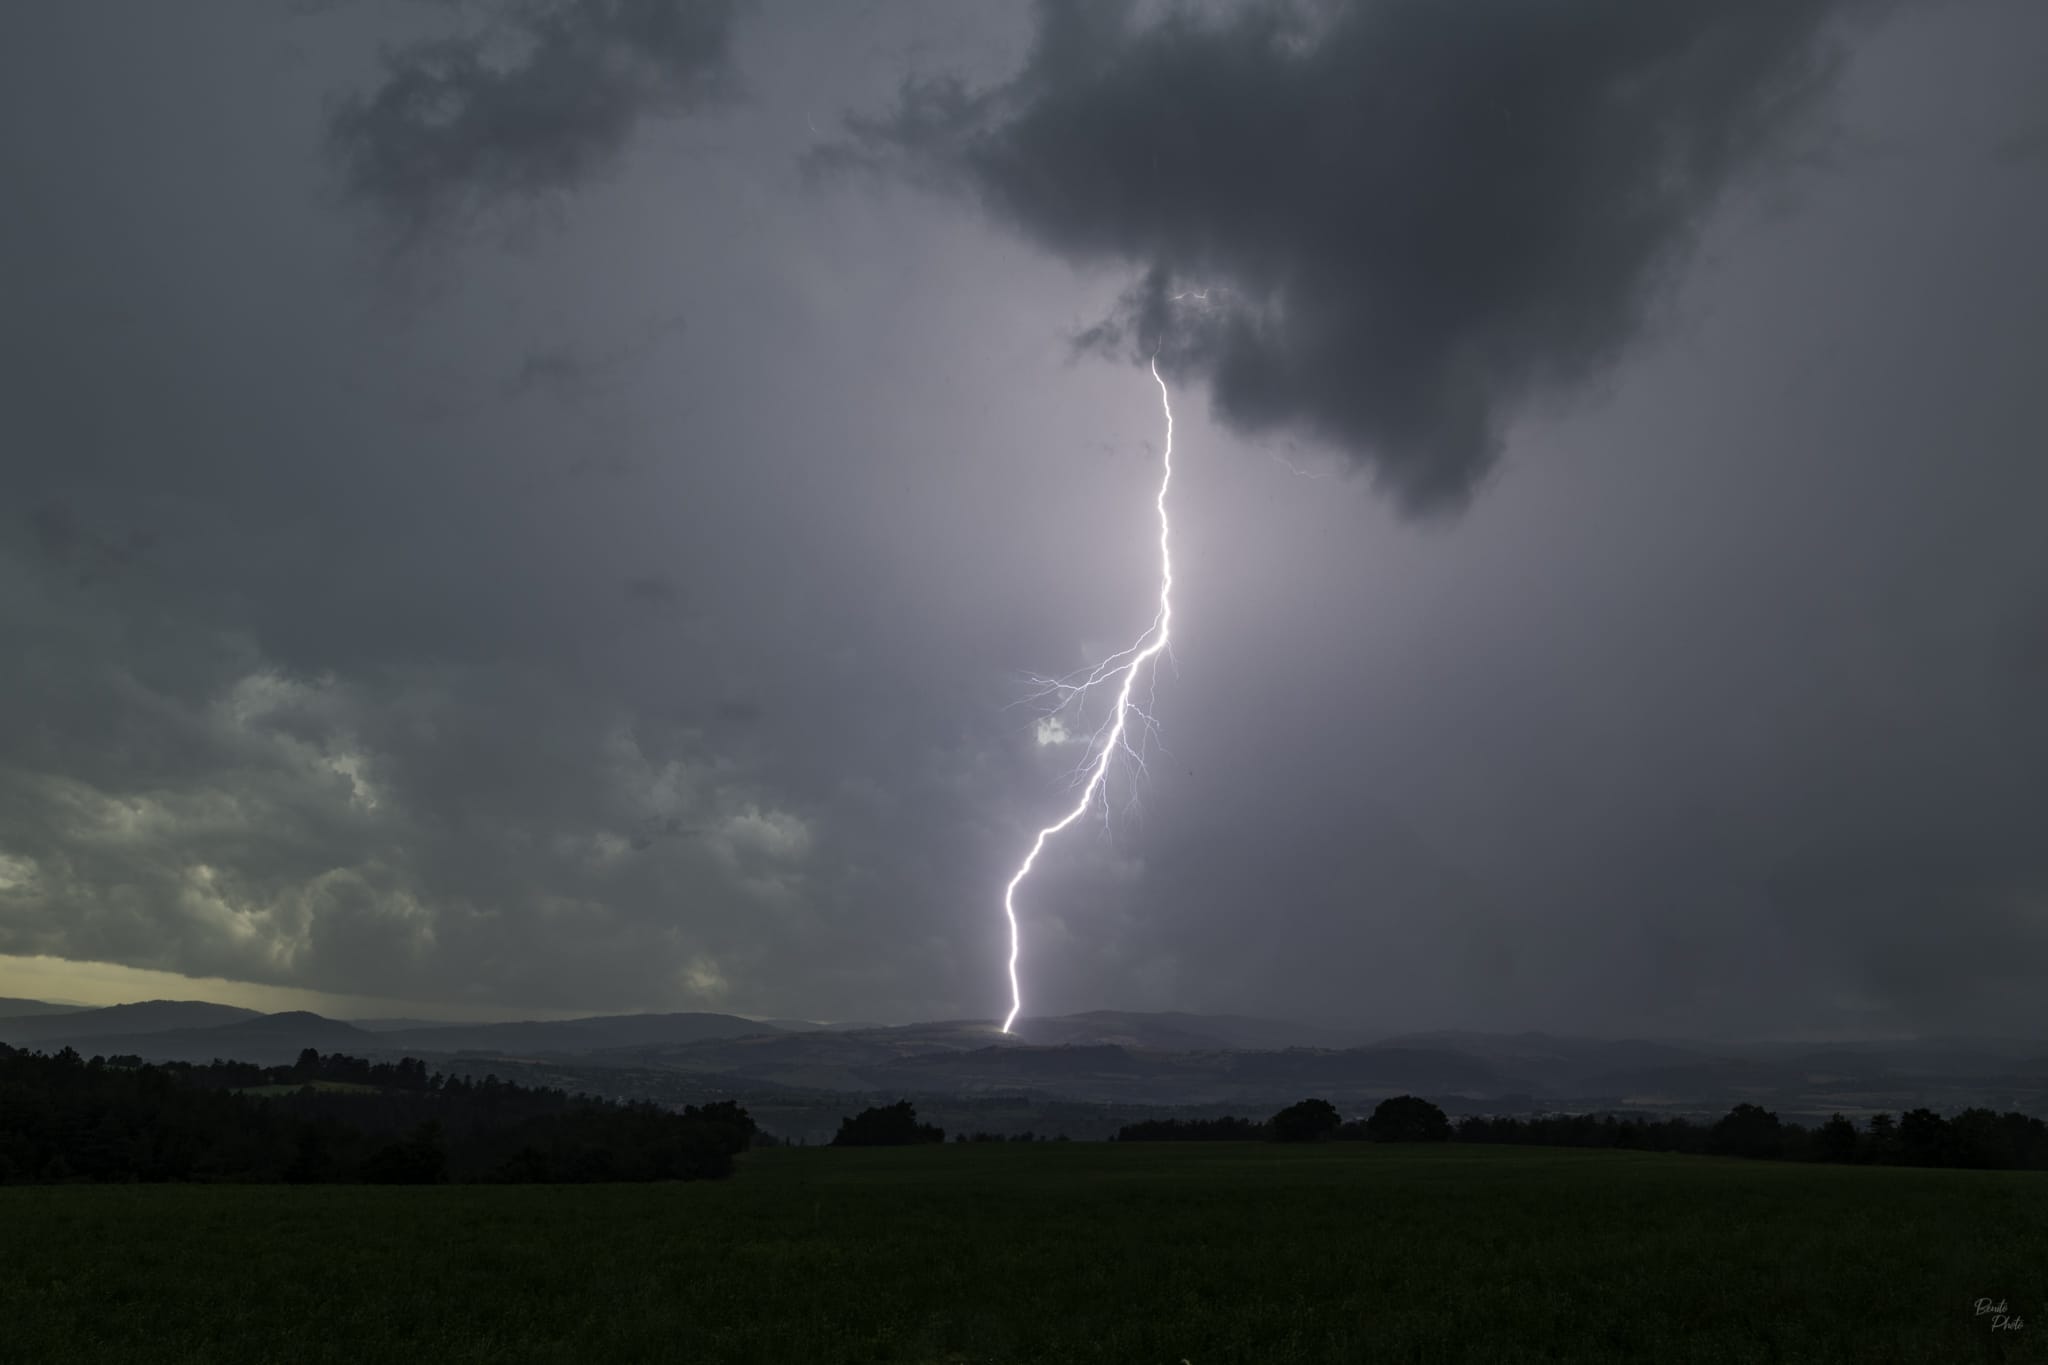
3,0,2044,1036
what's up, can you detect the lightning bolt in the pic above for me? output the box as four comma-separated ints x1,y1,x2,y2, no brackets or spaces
1000,357,1176,1034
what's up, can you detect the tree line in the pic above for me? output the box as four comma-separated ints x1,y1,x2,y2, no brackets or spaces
829,1100,946,1146
1117,1095,1450,1143
1115,1094,2048,1170
1461,1102,2048,1170
0,1043,759,1184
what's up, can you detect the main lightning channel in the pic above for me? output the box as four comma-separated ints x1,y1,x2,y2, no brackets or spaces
1000,358,1176,1034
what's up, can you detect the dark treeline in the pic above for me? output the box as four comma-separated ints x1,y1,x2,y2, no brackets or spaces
1460,1103,2048,1170
952,1131,1073,1143
1455,1112,1703,1153
1118,1095,1449,1145
823,1103,1097,1147
1118,1094,2048,1171
830,1100,944,1147
0,1043,758,1185
1115,1116,1270,1142
184,1050,437,1092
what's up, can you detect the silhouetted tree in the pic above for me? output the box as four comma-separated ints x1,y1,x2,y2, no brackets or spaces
830,1101,943,1147
1860,1112,1898,1164
1947,1108,2018,1170
1365,1095,1452,1143
360,1121,448,1184
1994,1111,2048,1171
680,1100,759,1155
1269,1098,1342,1143
1708,1103,1785,1159
1815,1113,1857,1163
1898,1108,1952,1167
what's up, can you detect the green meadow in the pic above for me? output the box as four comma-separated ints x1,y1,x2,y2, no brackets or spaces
2,1143,2042,1364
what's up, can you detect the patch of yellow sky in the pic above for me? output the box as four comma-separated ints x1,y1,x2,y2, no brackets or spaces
0,954,568,1023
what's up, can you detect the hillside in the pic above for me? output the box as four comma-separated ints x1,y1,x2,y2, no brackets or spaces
0,1000,262,1045
1007,1010,1370,1052
14,1009,373,1066
7,1000,2048,1119
0,998,91,1021
377,1012,788,1055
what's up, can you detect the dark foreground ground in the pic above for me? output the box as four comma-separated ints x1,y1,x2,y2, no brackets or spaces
1,1144,2043,1364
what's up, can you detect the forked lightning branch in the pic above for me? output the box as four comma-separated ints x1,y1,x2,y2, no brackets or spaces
998,359,1178,1033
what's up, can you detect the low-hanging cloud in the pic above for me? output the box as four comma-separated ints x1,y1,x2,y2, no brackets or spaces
329,0,738,240
831,0,1871,513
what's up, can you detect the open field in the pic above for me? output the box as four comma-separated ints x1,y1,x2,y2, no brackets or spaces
1,1144,2043,1364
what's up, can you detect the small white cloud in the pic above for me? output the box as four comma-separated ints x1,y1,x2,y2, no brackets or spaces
0,852,35,893
682,953,727,1002
323,752,380,810
718,806,811,863
549,831,634,871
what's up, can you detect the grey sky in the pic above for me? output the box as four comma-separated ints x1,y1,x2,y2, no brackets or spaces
1,0,2043,1036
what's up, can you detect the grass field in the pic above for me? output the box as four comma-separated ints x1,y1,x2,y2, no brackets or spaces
2,1144,2043,1364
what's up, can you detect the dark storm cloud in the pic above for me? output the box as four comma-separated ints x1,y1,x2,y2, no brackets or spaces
26,502,155,586
622,572,682,605
506,343,603,403
504,314,689,406
834,0,1871,513
1995,120,2048,164
329,0,738,239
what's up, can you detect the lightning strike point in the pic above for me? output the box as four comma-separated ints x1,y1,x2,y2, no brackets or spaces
1000,359,1176,1034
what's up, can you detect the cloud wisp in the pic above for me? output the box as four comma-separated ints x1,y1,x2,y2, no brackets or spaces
329,0,738,242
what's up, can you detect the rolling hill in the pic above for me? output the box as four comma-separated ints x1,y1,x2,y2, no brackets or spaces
376,1012,790,1055
0,1000,262,1045
1008,1010,1369,1052
0,997,92,1021
5,999,2046,1120
7,1009,372,1066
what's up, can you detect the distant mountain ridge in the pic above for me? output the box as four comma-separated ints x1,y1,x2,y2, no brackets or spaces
375,1012,791,1054
0,997,93,1020
4,1009,373,1067
348,1018,454,1033
0,1003,795,1061
5,1000,2047,1119
1009,1010,1370,1052
0,1000,261,1044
